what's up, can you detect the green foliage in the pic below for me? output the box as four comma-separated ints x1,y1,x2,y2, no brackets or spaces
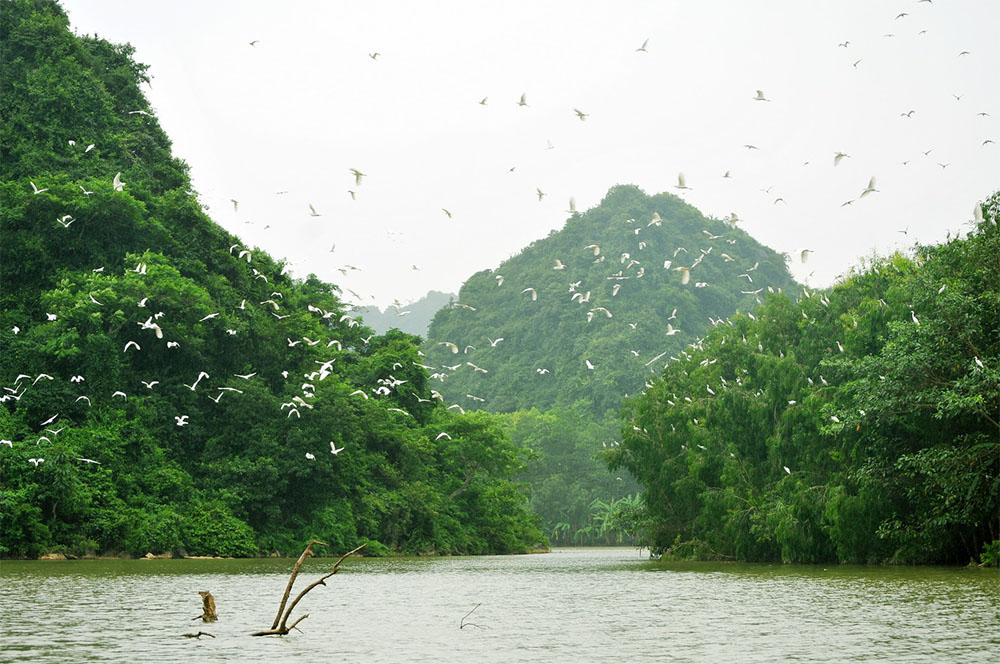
0,0,544,558
609,195,1000,564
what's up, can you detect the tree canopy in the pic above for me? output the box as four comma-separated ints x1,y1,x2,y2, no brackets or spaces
607,197,1000,564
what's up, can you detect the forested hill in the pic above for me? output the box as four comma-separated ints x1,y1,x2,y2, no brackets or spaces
0,0,543,558
423,185,799,416
609,197,1000,564
357,290,456,337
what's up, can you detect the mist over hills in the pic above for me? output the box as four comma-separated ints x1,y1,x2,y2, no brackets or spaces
357,290,455,338
423,184,799,416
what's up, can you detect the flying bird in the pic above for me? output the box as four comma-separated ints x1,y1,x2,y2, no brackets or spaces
31,181,48,195
113,172,125,191
573,108,588,121
859,176,878,197
753,90,770,101
349,168,366,186
636,39,649,52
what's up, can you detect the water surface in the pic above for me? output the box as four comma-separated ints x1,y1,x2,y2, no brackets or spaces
1,548,997,662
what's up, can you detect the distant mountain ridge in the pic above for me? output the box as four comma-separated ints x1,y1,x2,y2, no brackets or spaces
357,290,456,338
423,184,799,415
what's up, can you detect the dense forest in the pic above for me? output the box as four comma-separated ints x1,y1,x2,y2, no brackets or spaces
0,0,544,558
607,199,1000,564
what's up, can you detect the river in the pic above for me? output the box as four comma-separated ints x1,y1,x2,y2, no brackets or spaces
1,547,997,663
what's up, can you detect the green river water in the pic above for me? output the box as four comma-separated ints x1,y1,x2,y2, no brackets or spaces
1,547,997,663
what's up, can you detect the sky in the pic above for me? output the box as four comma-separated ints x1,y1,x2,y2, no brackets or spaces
58,0,998,308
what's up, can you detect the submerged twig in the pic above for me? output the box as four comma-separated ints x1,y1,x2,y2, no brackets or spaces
460,603,487,629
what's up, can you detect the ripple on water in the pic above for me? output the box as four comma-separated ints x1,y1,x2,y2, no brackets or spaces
1,549,997,663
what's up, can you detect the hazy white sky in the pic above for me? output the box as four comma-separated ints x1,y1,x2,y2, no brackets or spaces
59,0,998,307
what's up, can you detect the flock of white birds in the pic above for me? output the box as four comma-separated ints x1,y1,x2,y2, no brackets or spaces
5,1,996,473
54,0,996,307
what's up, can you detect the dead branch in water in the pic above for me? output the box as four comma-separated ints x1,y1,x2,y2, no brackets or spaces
250,541,366,636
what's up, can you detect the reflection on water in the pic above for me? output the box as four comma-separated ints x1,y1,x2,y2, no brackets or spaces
1,548,997,663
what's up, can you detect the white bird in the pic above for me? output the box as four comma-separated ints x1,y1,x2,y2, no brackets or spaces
305,452,315,460
330,442,345,454
676,173,690,190
57,215,75,228
521,287,537,301
830,415,841,423
29,458,44,467
518,93,528,107
573,108,588,121
859,176,878,197
141,380,159,389
113,172,125,191
833,152,850,166
675,266,691,285
974,356,984,369
77,458,101,465
185,371,210,391
31,181,48,194
585,359,595,370
349,389,369,399
666,324,680,336
553,259,566,270
800,249,813,263
911,310,920,325
753,89,770,101
199,313,219,322
783,466,791,474
349,168,366,186
536,187,545,202
123,341,140,352
112,391,127,400
636,38,649,52
487,337,503,347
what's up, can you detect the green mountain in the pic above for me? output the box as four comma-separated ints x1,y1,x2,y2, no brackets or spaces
423,184,798,416
357,290,456,338
0,0,543,558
